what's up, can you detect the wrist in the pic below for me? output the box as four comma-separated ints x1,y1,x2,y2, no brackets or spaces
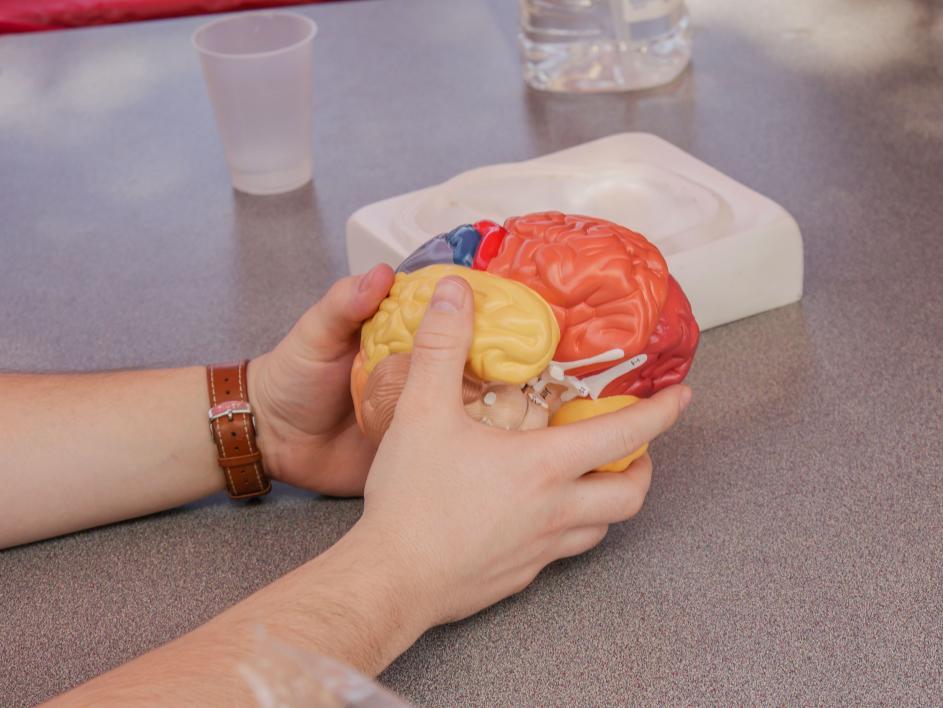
297,522,434,674
342,522,437,635
246,353,287,482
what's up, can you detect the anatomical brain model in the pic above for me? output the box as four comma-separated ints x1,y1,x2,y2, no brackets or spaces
350,211,699,472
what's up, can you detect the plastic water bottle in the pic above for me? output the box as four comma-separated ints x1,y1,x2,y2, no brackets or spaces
519,0,692,93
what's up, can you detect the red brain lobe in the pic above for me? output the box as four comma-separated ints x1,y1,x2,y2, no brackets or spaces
603,276,700,398
487,212,670,378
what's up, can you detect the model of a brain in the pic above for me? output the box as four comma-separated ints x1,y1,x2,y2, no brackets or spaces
351,211,700,471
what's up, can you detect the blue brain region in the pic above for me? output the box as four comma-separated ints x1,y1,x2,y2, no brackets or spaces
397,224,482,273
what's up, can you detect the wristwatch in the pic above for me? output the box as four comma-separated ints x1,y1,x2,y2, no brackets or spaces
206,361,271,499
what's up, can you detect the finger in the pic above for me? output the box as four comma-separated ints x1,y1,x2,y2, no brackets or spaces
567,454,653,526
294,264,395,360
399,276,475,412
540,385,691,478
552,525,609,561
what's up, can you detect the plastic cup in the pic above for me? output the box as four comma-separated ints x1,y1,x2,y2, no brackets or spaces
193,12,317,195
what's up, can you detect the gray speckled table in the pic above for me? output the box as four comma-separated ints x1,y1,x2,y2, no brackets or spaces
2,0,942,705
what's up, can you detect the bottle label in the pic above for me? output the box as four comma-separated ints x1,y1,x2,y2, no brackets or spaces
622,0,683,22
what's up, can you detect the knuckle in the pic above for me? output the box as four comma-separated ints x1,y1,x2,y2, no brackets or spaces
397,386,460,425
544,501,573,533
412,327,464,356
523,465,555,502
549,449,582,479
621,489,647,519
634,455,654,493
590,525,609,547
393,391,427,421
617,426,644,457
523,430,566,479
652,392,682,430
512,568,538,595
543,434,588,478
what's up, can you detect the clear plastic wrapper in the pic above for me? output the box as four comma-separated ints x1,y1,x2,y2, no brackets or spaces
238,628,412,707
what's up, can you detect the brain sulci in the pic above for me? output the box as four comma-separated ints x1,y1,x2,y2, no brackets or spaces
370,211,698,398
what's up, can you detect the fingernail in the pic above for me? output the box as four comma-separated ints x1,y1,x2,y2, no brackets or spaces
679,385,693,412
430,277,467,313
358,265,381,293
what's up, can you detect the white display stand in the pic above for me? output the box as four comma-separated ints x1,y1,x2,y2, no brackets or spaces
346,133,803,331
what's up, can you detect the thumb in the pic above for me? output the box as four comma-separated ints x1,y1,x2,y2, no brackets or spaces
400,276,474,413
292,264,395,361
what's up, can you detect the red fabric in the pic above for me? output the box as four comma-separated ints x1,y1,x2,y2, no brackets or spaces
0,0,323,32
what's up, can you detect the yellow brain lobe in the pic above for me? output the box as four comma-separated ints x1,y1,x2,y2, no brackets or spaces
550,396,648,472
361,265,561,384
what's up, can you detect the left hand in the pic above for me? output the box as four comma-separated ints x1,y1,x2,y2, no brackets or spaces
248,264,395,496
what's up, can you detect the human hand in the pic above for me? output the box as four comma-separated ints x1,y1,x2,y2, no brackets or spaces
352,276,691,627
249,265,395,496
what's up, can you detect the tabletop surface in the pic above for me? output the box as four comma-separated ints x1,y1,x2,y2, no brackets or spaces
2,0,942,704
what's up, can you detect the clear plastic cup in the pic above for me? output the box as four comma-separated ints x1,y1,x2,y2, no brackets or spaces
193,12,317,195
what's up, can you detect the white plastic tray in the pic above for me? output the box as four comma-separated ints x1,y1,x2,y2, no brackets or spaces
346,133,803,331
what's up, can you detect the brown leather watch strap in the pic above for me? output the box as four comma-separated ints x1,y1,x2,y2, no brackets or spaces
207,361,271,500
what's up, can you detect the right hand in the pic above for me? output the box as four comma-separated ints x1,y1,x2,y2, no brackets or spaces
354,276,691,627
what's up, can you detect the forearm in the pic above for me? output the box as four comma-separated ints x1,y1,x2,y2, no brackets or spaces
49,525,429,706
0,368,222,548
